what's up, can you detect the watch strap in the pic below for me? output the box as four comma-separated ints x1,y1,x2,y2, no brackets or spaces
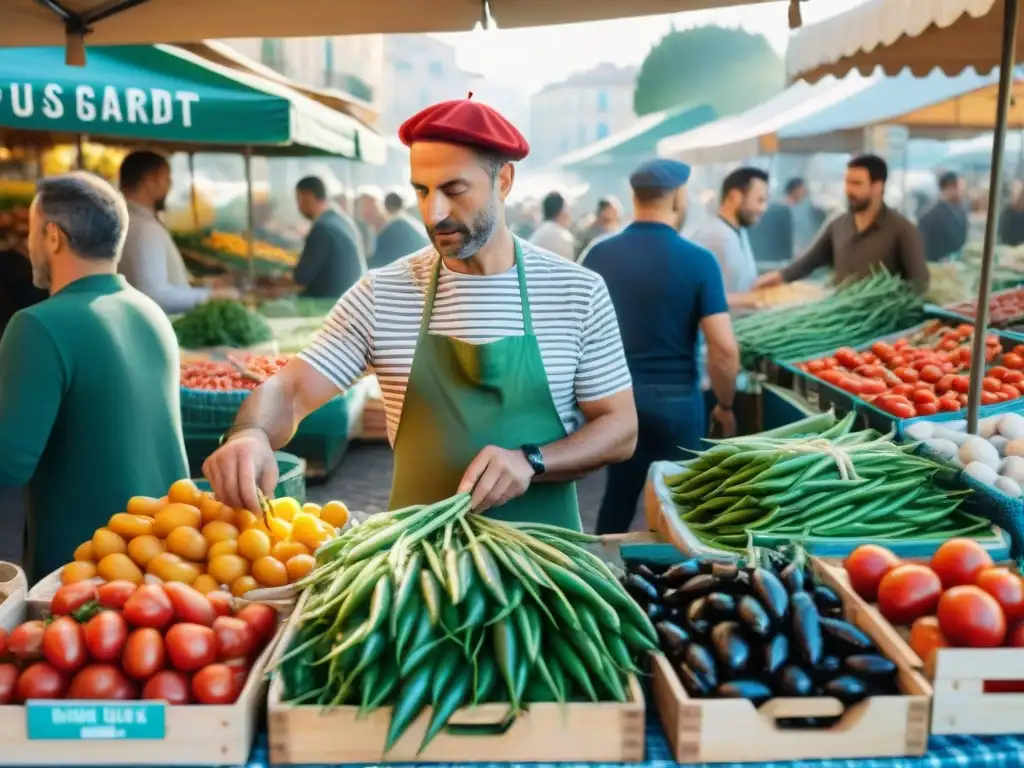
521,444,546,475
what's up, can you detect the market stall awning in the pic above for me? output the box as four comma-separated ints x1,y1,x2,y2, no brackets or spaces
657,67,1024,163
3,0,796,51
555,103,716,170
786,0,1016,83
0,45,386,162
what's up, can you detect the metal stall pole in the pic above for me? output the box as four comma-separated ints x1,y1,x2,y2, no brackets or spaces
188,153,199,229
967,0,1021,434
244,147,256,288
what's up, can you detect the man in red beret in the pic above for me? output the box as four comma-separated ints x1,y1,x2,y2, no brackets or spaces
202,97,638,531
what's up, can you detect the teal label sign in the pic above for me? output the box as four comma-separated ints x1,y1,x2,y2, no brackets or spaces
27,701,166,740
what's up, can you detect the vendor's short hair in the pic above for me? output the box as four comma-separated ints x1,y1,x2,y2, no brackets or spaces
37,172,129,261
296,176,327,201
119,150,168,190
848,154,888,183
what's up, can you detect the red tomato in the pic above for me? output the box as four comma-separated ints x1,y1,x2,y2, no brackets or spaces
872,341,895,359
165,624,217,672
8,621,45,662
97,581,138,610
881,398,917,419
893,366,919,384
163,583,216,627
859,379,887,396
938,397,962,412
952,375,971,394
1005,371,1024,385
878,564,943,625
212,617,255,660
838,376,863,394
51,582,98,617
1005,352,1024,370
235,604,277,647
989,366,1010,380
931,539,995,589
67,665,135,700
122,585,174,630
938,586,1007,647
206,591,234,618
0,663,18,705
807,359,827,373
919,364,944,384
845,545,902,602
83,611,128,664
820,369,844,386
192,664,239,705
982,391,1001,405
1000,384,1022,400
916,402,939,415
975,567,1024,624
122,628,166,681
912,389,939,405
855,364,885,379
42,617,86,674
890,383,916,397
821,356,839,369
983,376,1003,392
16,662,67,701
1009,623,1024,647
908,616,949,666
142,670,192,704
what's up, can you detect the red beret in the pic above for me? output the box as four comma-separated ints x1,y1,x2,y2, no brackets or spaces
398,94,529,161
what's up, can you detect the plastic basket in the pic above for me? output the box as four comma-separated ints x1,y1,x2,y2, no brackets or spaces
181,388,351,435
193,451,306,503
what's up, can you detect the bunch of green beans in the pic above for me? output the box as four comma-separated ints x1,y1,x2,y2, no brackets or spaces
275,493,657,756
667,411,989,552
734,269,925,368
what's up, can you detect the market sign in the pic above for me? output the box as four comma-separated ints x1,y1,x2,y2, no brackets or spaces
0,83,200,131
26,700,166,740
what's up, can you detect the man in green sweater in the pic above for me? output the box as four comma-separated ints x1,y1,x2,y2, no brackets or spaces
0,172,188,583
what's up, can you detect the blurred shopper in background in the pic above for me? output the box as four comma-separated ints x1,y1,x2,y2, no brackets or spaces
576,196,622,257
529,191,575,259
294,176,365,298
918,171,968,261
372,191,429,268
355,187,387,256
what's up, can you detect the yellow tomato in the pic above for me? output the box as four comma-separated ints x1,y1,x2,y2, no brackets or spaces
168,478,203,507
301,502,322,519
192,574,221,594
238,529,272,561
266,517,291,542
97,553,144,584
201,521,240,545
61,561,97,585
127,535,165,569
92,528,127,560
199,495,237,526
73,542,94,562
207,540,239,560
108,513,156,540
147,553,199,585
231,575,260,598
126,496,166,518
271,541,309,563
153,503,202,538
166,526,209,562
285,554,316,582
208,554,249,586
319,501,350,529
269,497,301,522
291,513,324,550
252,556,288,588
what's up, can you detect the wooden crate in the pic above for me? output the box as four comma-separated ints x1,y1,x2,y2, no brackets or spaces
0,591,287,765
267,593,646,764
820,560,1024,735
652,558,932,763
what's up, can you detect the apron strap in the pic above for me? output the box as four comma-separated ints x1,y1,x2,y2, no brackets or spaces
417,236,535,342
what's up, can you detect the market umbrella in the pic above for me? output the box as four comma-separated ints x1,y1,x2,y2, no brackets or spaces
785,0,1022,433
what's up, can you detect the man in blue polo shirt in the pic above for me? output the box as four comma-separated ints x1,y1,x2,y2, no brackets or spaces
585,158,740,534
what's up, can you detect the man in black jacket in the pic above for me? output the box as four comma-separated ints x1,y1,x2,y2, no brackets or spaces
293,176,364,298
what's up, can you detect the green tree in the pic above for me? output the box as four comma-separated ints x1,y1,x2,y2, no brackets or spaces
634,26,784,118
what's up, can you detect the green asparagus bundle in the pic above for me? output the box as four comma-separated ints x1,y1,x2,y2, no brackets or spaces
667,411,989,552
275,494,656,756
734,269,925,368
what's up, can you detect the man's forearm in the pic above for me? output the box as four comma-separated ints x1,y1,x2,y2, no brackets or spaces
229,377,300,449
536,411,637,482
708,352,739,408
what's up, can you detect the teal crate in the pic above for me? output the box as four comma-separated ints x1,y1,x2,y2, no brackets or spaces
180,387,350,438
192,451,306,503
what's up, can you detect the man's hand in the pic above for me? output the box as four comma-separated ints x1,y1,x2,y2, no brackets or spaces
710,405,737,437
458,445,535,512
202,429,279,513
753,270,784,289
210,286,241,301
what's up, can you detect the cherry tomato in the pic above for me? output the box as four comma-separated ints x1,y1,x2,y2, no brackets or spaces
192,664,239,705
872,341,895,359
938,397,962,412
988,365,1010,380
122,585,174,630
97,581,138,610
893,366,919,384
878,564,943,625
807,359,827,373
51,582,98,617
1009,623,1024,648
916,401,939,415
0,663,18,704
938,585,1007,647
142,670,192,704
845,545,902,602
889,383,916,397
82,611,128,664
42,617,86,674
8,621,45,662
930,538,994,589
1004,352,1024,370
919,364,943,384
975,567,1024,624
982,391,1001,405
212,616,255,660
908,616,948,666
952,375,971,394
1005,370,1024,385
820,370,844,386
163,583,216,627
881,399,917,419
1000,384,1022,400
235,604,277,647
68,665,135,700
206,591,234,618
122,628,166,681
859,379,887,396
165,623,217,672
912,389,939,405
983,376,1003,392
838,376,863,394
16,662,67,701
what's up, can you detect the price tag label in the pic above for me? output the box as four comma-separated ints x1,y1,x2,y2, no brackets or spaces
27,701,166,740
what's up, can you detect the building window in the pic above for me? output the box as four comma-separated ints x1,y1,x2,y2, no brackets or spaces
596,122,609,140
596,89,608,113
429,60,444,77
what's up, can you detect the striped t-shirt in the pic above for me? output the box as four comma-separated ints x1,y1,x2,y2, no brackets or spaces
299,238,632,445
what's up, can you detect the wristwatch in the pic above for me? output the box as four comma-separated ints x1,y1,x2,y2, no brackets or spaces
521,444,546,475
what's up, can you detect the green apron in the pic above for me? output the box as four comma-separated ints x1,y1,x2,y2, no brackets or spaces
388,241,581,530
